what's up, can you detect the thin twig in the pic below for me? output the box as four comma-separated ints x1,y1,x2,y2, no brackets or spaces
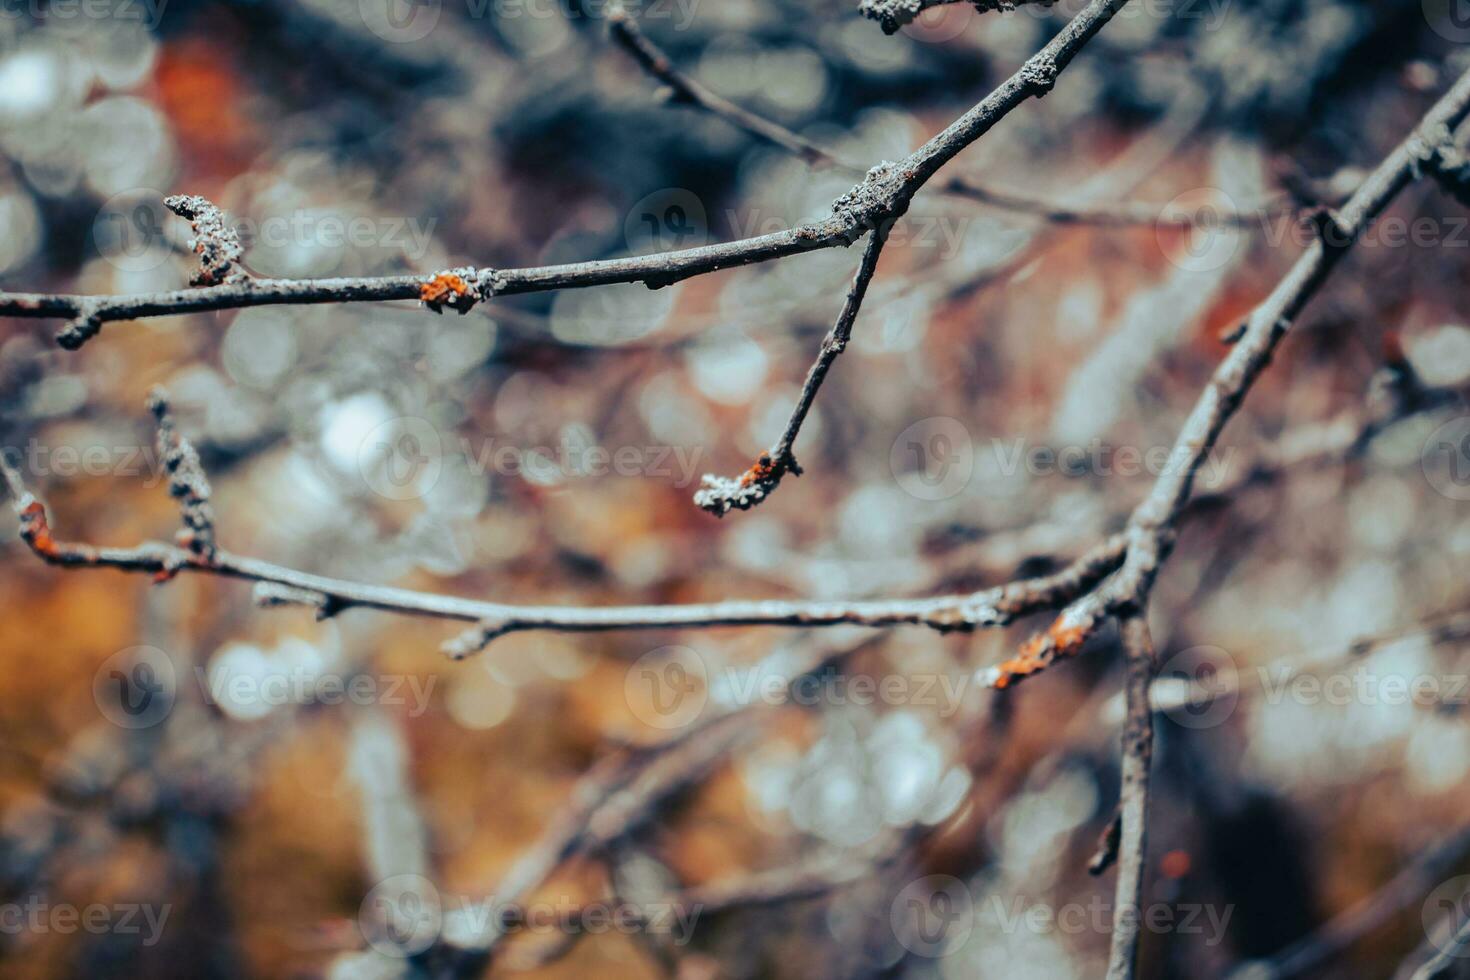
1105,613,1157,980
692,223,890,515
607,3,1295,229
988,67,1470,688
0,435,1124,658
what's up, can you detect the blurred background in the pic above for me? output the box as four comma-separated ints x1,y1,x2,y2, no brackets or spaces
3,0,1470,976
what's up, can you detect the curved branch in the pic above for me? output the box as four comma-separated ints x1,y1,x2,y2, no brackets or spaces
989,66,1470,687
608,1,1295,228
1,447,1126,657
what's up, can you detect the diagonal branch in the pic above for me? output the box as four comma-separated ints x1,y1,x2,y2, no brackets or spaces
608,2,1295,229
987,66,1470,688
1,0,1132,351
1105,612,1157,980
692,223,890,515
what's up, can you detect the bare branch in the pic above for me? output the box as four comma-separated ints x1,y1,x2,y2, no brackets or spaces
2,404,1126,654
608,2,1297,228
606,3,830,164
1,0,1132,351
147,387,218,567
693,221,890,515
163,194,248,287
1105,613,1157,980
438,533,1126,657
1149,608,1470,718
1406,906,1470,980
989,66,1470,687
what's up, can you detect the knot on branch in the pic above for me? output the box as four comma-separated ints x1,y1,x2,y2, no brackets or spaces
420,268,484,315
56,313,102,351
163,194,247,287
148,387,217,565
1021,54,1058,94
830,161,908,234
692,451,800,517
1305,205,1350,248
15,497,58,558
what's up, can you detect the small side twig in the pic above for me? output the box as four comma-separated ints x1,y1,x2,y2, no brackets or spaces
1089,805,1124,876
607,1,1294,229
693,223,890,516
148,387,218,568
987,67,1470,689
163,194,248,287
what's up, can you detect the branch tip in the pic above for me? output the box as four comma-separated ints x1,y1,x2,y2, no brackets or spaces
442,620,518,659
149,387,218,562
253,581,336,616
985,612,1095,689
420,269,482,315
692,452,794,517
163,193,248,287
56,314,102,351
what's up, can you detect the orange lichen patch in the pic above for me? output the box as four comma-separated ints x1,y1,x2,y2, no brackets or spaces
738,452,778,488
988,617,1090,689
18,499,58,557
420,272,477,314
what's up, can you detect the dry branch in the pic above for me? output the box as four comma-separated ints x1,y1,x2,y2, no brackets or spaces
608,3,1297,228
692,221,890,515
0,410,1126,656
988,66,1470,688
0,0,1130,353
1104,613,1157,980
